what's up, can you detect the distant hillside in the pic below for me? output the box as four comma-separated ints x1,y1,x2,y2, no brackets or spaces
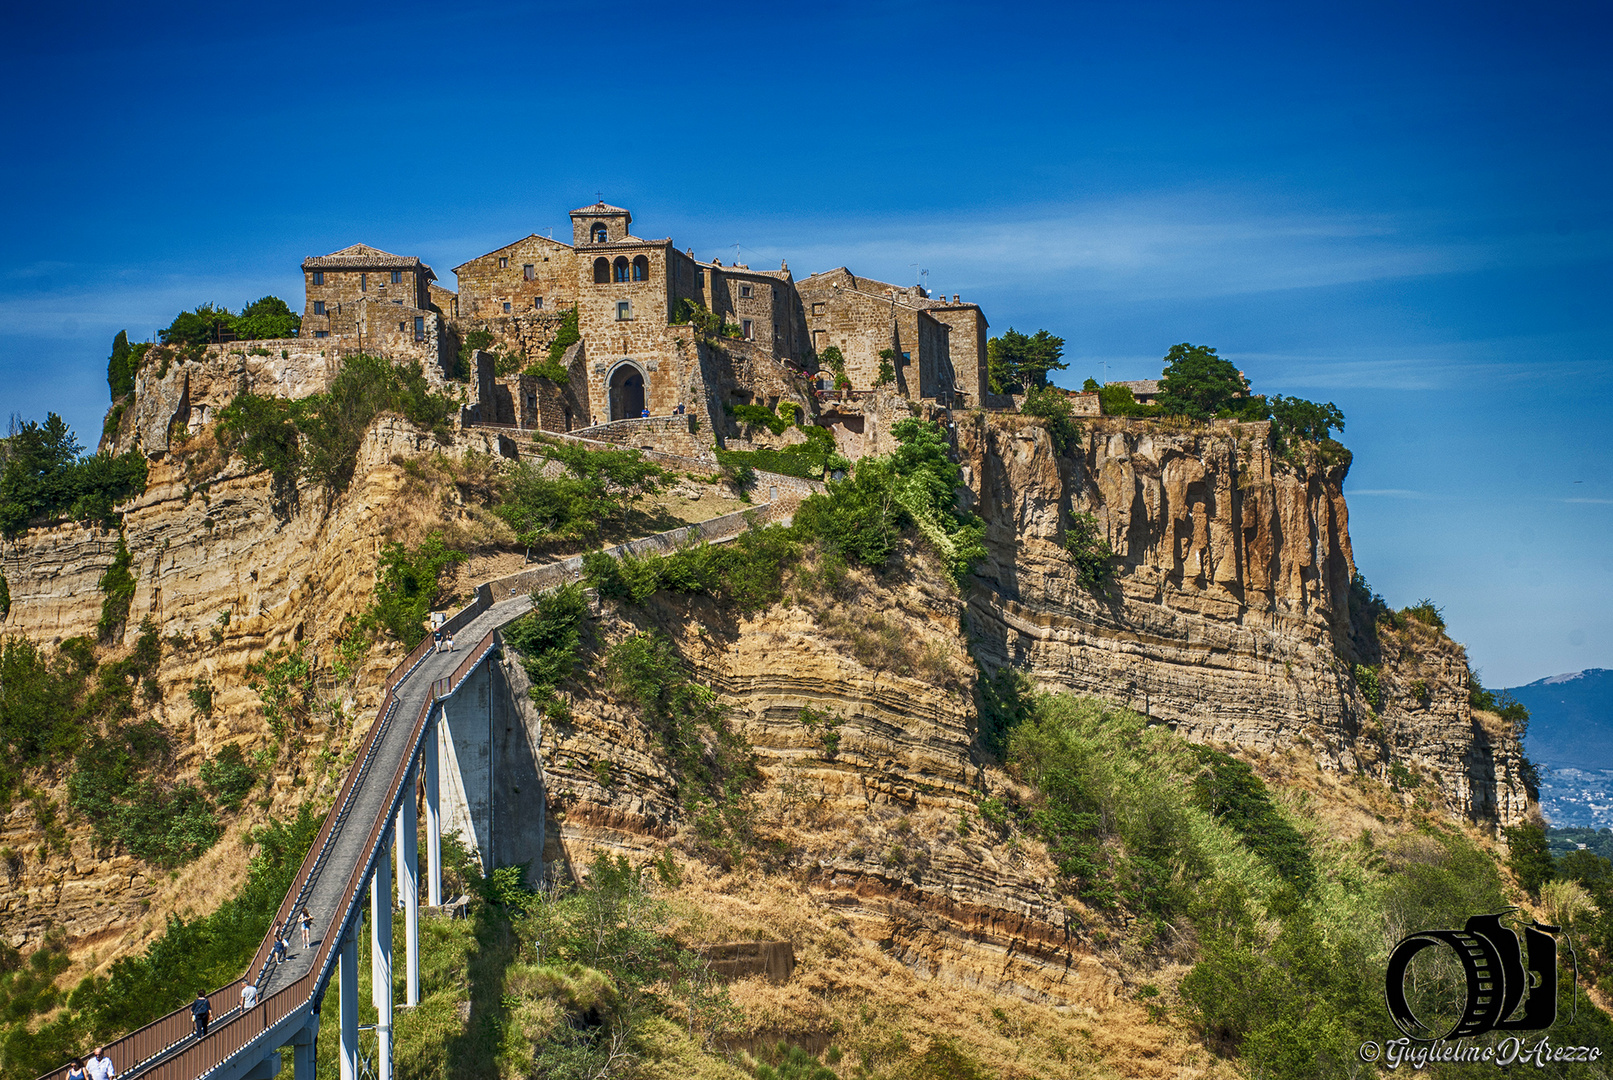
1509,668,1613,771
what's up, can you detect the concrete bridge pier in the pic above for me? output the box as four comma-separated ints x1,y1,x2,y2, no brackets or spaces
289,1014,319,1080
370,841,393,1080
424,716,442,908
338,925,359,1080
396,760,420,1006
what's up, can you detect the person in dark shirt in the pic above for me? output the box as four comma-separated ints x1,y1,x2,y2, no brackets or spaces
190,991,211,1037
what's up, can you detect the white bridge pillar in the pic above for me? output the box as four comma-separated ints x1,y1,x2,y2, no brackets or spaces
424,716,442,907
397,760,420,1006
338,925,359,1080
370,838,394,1080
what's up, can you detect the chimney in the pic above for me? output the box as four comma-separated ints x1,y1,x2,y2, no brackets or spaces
953,294,960,303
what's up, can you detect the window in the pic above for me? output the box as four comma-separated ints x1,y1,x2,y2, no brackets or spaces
533,297,544,309
498,257,508,269
523,264,535,281
592,222,608,243
360,273,367,291
812,329,825,348
616,300,632,321
391,270,402,284
593,257,610,284
414,316,425,341
811,302,825,316
313,300,325,316
742,319,754,340
314,330,329,338
613,257,630,283
398,322,406,332
502,301,511,313
631,255,649,281
902,351,911,363
740,284,753,299
312,270,324,285
696,269,705,287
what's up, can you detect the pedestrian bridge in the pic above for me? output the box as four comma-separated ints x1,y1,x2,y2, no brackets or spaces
35,502,787,1080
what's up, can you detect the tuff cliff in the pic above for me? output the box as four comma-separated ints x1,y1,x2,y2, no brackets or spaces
957,411,1531,827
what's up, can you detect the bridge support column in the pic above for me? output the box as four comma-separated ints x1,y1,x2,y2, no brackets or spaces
339,926,359,1080
398,760,420,1006
290,1013,319,1080
371,840,394,1080
424,715,442,907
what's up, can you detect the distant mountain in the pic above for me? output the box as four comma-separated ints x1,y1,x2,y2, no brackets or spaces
1508,668,1613,772
1506,668,1613,827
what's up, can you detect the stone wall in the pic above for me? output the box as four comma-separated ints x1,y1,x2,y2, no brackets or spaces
302,263,432,336
453,235,577,323
927,303,988,404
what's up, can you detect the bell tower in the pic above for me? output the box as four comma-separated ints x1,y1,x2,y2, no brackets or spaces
570,201,632,246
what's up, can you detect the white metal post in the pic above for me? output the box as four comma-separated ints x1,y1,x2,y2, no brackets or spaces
339,928,358,1080
398,759,420,1006
424,716,442,907
371,845,393,1080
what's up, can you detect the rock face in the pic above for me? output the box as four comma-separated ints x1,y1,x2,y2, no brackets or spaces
957,412,1530,826
536,560,1117,1006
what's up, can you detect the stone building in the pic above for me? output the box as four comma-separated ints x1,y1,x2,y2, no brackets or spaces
301,202,993,441
796,268,988,406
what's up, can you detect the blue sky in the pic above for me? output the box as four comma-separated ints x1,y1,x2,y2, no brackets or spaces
3,0,1609,686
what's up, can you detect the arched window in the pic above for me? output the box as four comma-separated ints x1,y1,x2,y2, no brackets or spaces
631,255,649,281
613,257,630,283
593,258,610,284
592,222,608,243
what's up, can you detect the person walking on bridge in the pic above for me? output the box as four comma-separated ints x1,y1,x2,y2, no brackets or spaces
191,991,211,1037
85,1046,115,1080
241,981,258,1011
299,906,312,948
65,1058,86,1080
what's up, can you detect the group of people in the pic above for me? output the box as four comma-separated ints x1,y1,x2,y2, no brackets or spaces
62,1047,115,1080
178,907,314,1043
432,628,455,653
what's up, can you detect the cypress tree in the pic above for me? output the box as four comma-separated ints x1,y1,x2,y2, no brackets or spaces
107,330,133,399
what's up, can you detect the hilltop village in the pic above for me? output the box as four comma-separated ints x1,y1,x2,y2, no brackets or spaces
291,200,994,456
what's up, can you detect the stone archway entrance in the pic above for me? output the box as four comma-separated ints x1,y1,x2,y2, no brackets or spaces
608,363,646,420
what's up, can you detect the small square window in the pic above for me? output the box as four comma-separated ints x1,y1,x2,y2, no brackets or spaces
498,257,508,269
742,319,753,340
616,300,632,321
523,264,535,281
313,300,325,316
740,284,753,299
502,301,512,313
391,270,402,284
811,302,825,316
312,270,324,285
533,297,544,309
414,316,425,341
398,321,406,332
902,351,911,362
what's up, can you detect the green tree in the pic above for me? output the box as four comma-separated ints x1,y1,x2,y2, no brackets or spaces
107,331,134,399
160,303,236,346
1156,343,1248,420
987,328,1066,393
1505,821,1555,898
234,296,301,340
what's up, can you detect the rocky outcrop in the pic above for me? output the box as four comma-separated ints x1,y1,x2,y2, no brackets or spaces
957,412,1530,826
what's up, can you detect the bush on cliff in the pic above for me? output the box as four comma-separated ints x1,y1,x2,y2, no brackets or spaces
158,297,300,346
216,353,458,498
987,328,1066,393
494,439,669,552
0,414,148,538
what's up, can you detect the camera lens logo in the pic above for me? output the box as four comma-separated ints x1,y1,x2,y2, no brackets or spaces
1385,911,1561,1041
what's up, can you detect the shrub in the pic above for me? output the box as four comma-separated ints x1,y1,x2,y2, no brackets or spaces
502,584,589,709
0,414,148,538
370,533,464,648
1505,821,1555,898
1401,597,1445,629
97,537,137,643
246,646,317,737
0,637,93,805
199,745,256,811
988,328,1066,393
1062,512,1114,590
1190,748,1315,893
530,308,579,382
234,296,301,340
495,439,668,551
1020,386,1081,455
1353,664,1382,711
0,573,9,620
